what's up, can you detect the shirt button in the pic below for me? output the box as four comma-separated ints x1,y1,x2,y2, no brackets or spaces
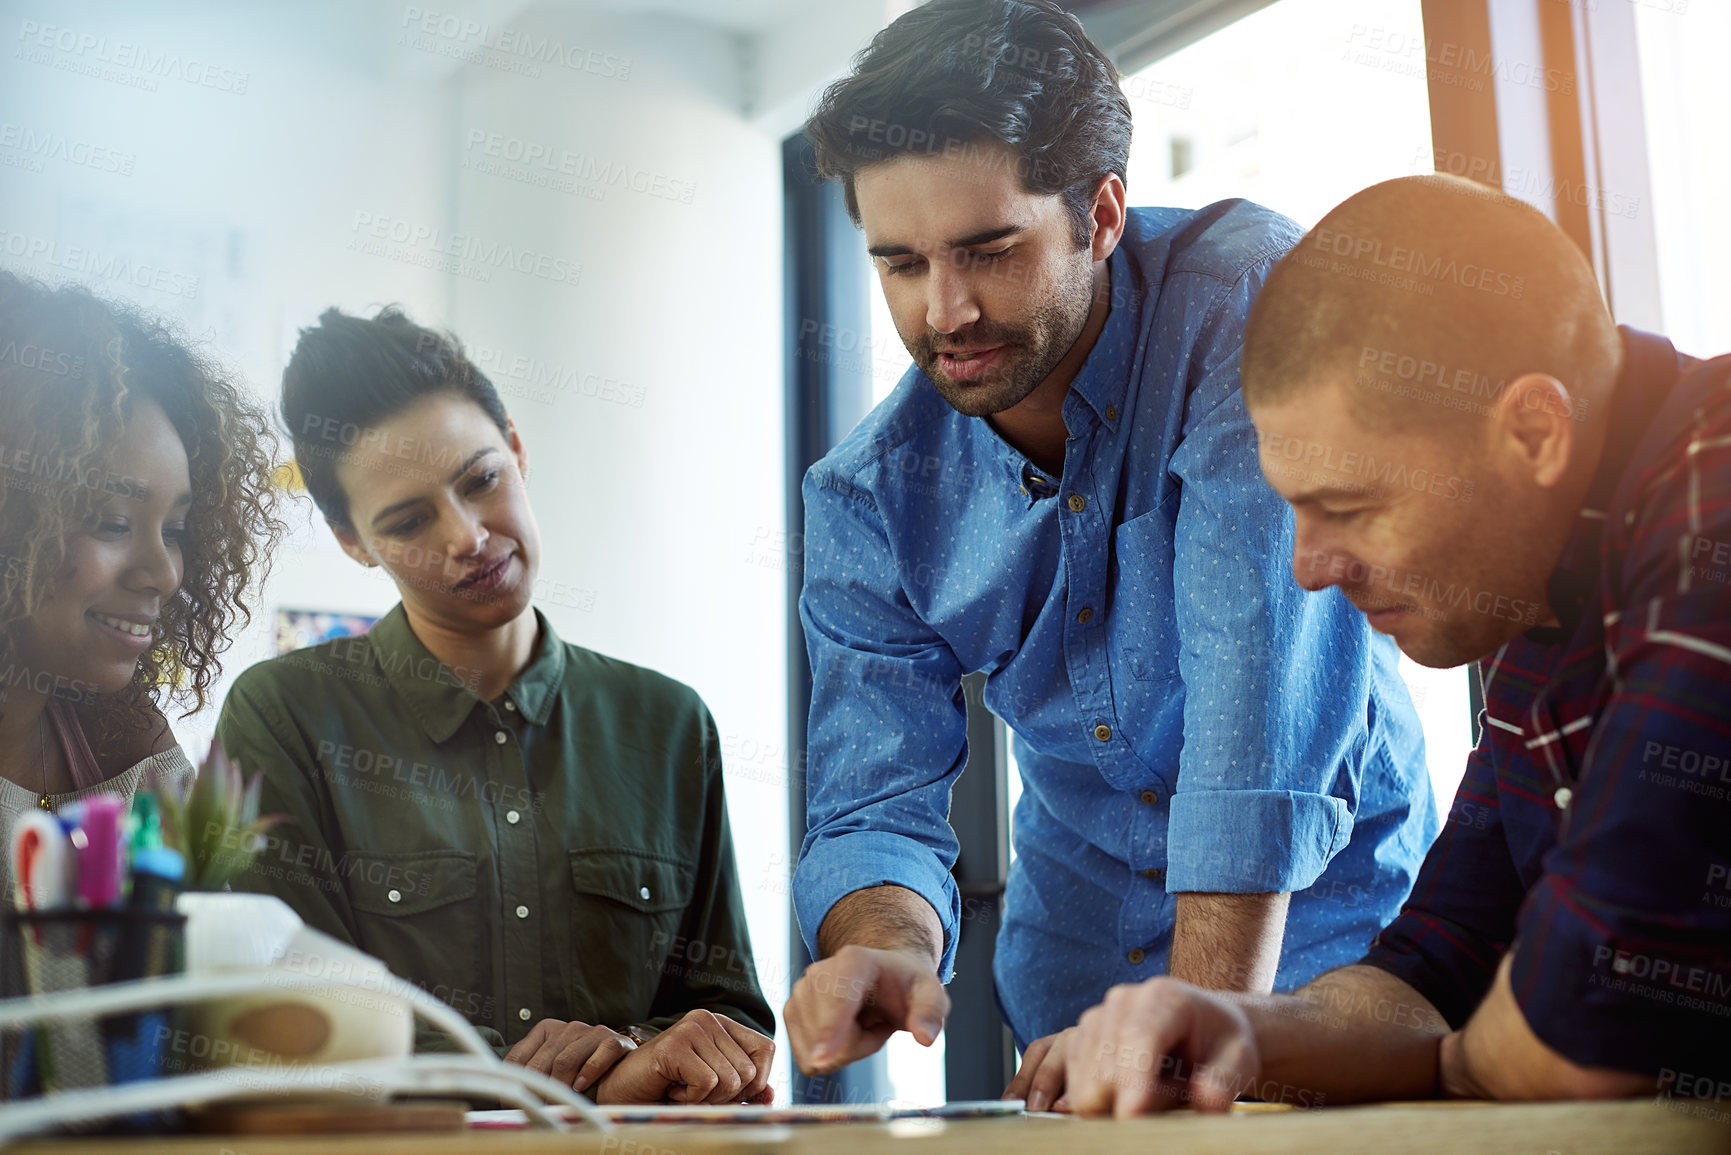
1142,868,1164,880
639,886,652,901
515,904,530,919
506,809,521,825
1094,724,1112,742
518,1007,532,1022
1127,948,1146,965
1076,607,1094,624
1105,405,1119,422
1067,494,1086,513
1554,786,1573,810
494,730,508,745
1141,790,1160,805
505,700,517,712
387,889,401,903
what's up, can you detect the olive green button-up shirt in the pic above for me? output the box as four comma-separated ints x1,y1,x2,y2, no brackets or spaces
216,605,772,1054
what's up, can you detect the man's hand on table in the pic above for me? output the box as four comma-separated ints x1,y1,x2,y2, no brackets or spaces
785,943,951,1074
1006,891,1284,1114
1064,977,1261,1118
1004,1027,1079,1112
590,1009,775,1105
504,1018,637,1092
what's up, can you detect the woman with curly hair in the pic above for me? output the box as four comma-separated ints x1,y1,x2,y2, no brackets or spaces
0,271,281,893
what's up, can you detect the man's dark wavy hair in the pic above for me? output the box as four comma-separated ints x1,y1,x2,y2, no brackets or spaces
804,0,1132,247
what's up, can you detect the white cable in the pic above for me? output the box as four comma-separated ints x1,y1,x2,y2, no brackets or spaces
0,1056,570,1144
0,970,487,1060
0,971,613,1138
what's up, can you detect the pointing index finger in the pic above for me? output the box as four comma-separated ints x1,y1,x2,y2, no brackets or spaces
800,956,875,1063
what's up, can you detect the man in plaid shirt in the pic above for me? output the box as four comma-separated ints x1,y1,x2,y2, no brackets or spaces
1041,175,1731,1116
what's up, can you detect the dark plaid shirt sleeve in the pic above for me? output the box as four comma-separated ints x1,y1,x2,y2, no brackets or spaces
1508,375,1731,1078
1360,737,1527,1028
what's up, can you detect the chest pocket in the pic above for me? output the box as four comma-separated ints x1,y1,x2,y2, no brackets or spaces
569,850,695,1023
1109,497,1181,683
347,851,480,1012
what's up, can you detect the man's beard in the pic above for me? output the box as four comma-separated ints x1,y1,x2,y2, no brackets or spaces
908,263,1094,418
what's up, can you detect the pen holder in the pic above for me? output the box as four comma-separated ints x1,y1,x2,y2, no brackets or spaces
0,907,186,1100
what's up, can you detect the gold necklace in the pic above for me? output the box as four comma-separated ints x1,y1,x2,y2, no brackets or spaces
36,710,51,811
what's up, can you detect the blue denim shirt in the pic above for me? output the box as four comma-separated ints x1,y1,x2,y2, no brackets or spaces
794,201,1438,1044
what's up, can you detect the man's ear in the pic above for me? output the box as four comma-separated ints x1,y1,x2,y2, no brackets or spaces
331,522,377,569
1492,372,1577,489
1088,173,1128,264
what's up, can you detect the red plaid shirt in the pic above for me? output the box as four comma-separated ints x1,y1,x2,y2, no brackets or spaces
1364,329,1731,1082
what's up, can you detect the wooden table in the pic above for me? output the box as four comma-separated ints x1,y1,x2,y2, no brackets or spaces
23,1100,1731,1155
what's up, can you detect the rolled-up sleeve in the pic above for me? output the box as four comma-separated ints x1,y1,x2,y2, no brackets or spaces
793,471,968,980
1163,269,1391,895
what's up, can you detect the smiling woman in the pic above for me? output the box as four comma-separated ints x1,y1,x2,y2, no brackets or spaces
0,270,282,894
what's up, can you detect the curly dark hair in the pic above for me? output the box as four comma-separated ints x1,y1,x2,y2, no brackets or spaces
804,0,1132,247
0,270,283,744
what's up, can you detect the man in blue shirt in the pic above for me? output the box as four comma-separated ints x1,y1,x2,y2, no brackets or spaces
782,0,1436,1105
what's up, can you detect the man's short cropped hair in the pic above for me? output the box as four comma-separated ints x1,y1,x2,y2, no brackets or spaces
1242,174,1621,433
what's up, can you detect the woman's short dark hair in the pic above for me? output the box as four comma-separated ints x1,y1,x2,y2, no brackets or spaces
804,0,1132,247
281,306,510,530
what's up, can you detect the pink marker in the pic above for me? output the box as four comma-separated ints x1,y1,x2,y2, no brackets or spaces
74,793,126,909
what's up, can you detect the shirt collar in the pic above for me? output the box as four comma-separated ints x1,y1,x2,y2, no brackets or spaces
1529,326,1683,643
1064,246,1137,433
506,611,566,725
370,604,566,742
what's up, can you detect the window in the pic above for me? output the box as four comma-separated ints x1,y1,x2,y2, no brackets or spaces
1169,135,1196,181
1635,2,1731,357
1121,0,1436,230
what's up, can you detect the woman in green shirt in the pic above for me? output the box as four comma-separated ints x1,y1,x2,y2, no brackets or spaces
216,306,774,1104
